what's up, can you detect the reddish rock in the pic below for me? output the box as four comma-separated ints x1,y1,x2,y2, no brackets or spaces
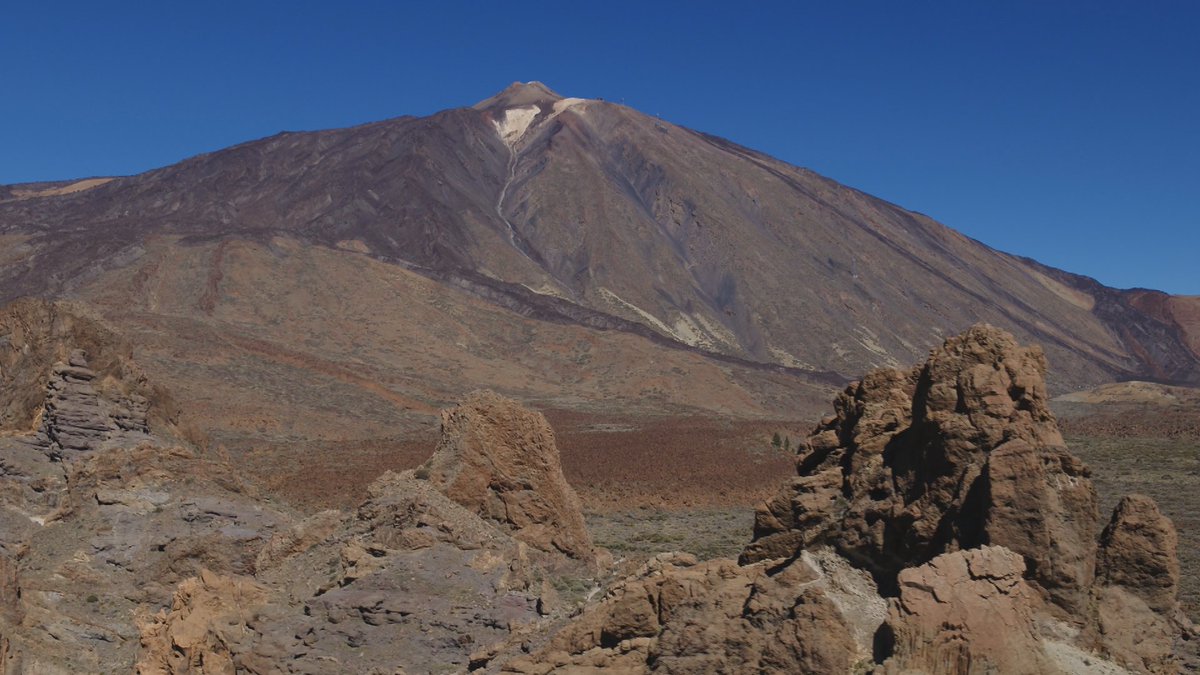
745,325,1100,615
503,552,862,674
878,545,1054,675
1096,494,1180,614
983,438,1097,615
135,569,270,675
1094,586,1180,675
422,390,594,561
1093,494,1188,673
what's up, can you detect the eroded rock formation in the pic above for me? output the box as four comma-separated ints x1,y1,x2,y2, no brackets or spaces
494,549,877,674
744,325,1099,616
0,327,1191,674
27,350,153,459
493,325,1193,675
1097,494,1181,614
0,298,174,436
422,390,595,561
1093,494,1190,673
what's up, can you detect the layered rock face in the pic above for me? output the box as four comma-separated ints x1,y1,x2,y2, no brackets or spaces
744,325,1099,615
422,390,595,561
0,298,173,436
28,350,152,459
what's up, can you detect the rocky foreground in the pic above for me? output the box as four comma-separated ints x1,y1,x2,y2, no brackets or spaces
0,320,1193,673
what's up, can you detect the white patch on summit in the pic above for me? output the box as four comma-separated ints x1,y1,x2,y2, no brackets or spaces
492,105,539,146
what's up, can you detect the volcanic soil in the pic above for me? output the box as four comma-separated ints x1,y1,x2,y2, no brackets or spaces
1055,382,1200,620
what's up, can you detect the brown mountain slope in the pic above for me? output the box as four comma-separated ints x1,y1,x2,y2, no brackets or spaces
69,235,828,451
0,81,1196,394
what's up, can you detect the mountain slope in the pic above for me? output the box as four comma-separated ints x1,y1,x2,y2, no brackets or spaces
0,81,1196,395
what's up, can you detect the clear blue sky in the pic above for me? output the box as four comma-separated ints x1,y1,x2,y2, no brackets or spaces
2,2,1197,294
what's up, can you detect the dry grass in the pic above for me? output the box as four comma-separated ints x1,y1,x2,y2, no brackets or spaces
587,508,754,562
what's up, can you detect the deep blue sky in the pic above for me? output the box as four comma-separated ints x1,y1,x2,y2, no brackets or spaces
2,2,1197,293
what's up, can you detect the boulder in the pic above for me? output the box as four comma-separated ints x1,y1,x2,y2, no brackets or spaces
422,390,594,561
878,545,1057,674
1096,494,1180,614
1093,494,1188,673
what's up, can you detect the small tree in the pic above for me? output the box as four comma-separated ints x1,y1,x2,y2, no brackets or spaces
784,436,791,452
771,432,782,449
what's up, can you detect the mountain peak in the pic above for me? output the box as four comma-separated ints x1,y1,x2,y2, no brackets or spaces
473,81,563,110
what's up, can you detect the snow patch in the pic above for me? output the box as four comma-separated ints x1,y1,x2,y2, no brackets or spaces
492,105,540,147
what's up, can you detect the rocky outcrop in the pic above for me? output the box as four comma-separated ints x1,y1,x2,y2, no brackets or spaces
0,440,294,673
1093,494,1189,673
495,549,875,674
879,545,1056,674
135,569,272,675
27,350,153,459
735,324,1196,673
133,468,556,675
0,386,606,674
0,298,174,436
744,325,1099,615
422,390,595,561
0,327,1192,674
1096,494,1180,614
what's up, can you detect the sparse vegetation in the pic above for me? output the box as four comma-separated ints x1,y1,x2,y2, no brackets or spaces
1054,394,1200,621
587,508,753,561
1068,433,1200,620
